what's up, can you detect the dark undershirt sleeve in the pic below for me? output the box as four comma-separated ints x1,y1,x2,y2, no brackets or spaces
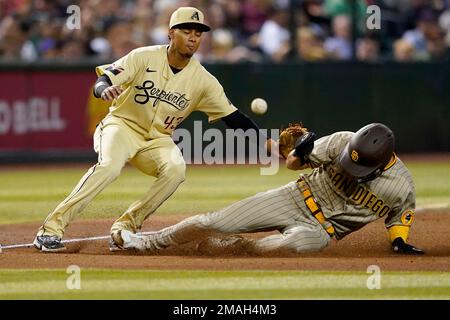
221,110,269,148
93,75,112,98
222,110,259,131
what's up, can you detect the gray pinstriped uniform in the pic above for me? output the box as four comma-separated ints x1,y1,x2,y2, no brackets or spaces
146,131,416,253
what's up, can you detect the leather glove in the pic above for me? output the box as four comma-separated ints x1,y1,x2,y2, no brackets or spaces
278,123,309,159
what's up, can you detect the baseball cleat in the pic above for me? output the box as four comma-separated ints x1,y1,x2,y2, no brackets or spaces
120,230,133,246
109,238,123,252
109,230,126,252
121,231,160,251
121,230,152,251
110,230,161,251
33,235,66,252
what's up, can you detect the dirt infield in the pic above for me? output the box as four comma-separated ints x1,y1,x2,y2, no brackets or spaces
0,211,449,271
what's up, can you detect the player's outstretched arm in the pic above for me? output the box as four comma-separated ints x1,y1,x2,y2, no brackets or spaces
101,85,123,101
386,204,423,255
282,126,315,170
221,110,276,153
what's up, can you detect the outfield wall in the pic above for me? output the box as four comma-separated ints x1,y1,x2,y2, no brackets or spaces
0,62,448,162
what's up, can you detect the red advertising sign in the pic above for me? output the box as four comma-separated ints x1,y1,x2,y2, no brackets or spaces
0,71,107,152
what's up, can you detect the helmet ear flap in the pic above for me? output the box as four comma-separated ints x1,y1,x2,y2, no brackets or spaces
357,167,383,184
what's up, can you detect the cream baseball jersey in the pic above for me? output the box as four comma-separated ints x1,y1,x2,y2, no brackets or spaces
96,45,237,139
303,131,415,240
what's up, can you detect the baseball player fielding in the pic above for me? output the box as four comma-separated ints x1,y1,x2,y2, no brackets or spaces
32,6,273,253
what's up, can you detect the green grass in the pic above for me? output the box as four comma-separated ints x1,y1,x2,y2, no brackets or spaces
407,162,450,206
0,269,449,299
0,165,294,224
0,161,449,224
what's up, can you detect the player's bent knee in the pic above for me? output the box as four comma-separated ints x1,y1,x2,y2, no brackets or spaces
284,226,331,253
292,235,330,253
98,162,123,179
164,162,186,182
292,240,328,253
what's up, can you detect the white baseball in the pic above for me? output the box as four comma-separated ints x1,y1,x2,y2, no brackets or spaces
251,98,268,115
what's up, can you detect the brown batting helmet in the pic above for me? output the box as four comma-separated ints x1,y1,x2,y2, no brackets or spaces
339,123,395,178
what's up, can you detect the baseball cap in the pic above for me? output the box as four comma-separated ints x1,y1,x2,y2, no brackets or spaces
169,7,211,32
339,123,395,178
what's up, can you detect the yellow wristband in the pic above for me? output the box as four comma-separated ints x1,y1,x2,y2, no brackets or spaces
388,225,410,243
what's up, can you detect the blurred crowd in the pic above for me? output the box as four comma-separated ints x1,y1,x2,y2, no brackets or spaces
1,0,450,63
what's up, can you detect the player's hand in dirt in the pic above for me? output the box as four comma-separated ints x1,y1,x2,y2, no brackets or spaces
392,237,424,255
101,85,123,101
